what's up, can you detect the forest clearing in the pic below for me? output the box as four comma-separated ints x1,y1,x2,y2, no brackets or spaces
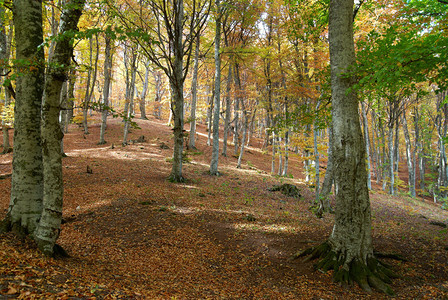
0,115,447,299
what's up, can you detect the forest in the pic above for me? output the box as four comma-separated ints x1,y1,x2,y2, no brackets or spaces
0,0,448,298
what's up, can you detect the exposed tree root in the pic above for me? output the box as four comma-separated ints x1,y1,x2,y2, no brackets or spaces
373,251,407,262
294,242,398,296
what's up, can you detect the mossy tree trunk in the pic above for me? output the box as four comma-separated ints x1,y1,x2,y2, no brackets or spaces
34,0,85,256
297,0,396,295
2,0,45,235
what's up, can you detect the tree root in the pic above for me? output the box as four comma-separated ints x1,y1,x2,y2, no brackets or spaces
294,242,397,295
373,251,407,262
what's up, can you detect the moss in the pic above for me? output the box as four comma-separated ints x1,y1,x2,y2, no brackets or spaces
294,242,396,295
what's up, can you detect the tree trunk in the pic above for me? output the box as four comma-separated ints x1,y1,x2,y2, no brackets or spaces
139,59,150,120
319,126,333,216
34,0,85,256
271,132,276,174
188,35,200,150
298,0,395,294
66,69,76,132
402,114,416,197
222,63,232,156
361,101,371,189
388,122,395,195
413,107,425,192
237,108,248,169
206,84,213,146
314,123,320,202
0,10,12,154
210,0,222,175
282,129,289,176
123,46,137,146
82,34,99,134
169,0,185,182
2,0,45,236
99,34,113,145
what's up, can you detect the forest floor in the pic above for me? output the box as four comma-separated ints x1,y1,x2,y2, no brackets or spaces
0,114,448,299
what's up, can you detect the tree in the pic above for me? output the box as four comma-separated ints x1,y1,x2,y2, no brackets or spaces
297,0,395,294
111,0,210,182
209,0,222,175
0,6,12,155
99,33,114,145
34,0,86,256
188,35,200,150
1,0,46,236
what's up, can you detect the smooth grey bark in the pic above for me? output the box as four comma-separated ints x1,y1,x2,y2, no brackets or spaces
210,0,222,175
99,34,113,145
271,132,276,174
313,125,320,201
152,69,164,119
168,0,186,182
222,63,232,156
388,122,395,195
139,59,150,120
206,83,213,146
402,114,416,197
413,107,425,192
2,0,45,235
188,35,200,150
282,129,289,176
236,108,248,169
278,136,283,176
305,0,391,293
304,124,312,183
394,118,399,172
318,126,333,215
59,81,68,156
370,110,380,182
34,0,85,256
0,9,12,154
361,101,371,189
233,89,240,155
123,45,137,146
66,69,76,131
435,91,448,200
82,34,99,134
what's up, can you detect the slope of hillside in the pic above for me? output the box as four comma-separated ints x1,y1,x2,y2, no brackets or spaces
0,115,447,299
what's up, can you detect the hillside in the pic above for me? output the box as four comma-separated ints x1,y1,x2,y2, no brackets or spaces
0,115,447,299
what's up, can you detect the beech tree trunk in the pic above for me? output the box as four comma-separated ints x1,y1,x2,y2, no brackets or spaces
222,64,232,156
34,0,85,256
361,101,371,189
298,1,394,295
2,0,45,236
169,0,185,182
206,84,213,146
237,108,248,169
82,34,99,135
282,129,289,176
66,69,76,131
318,126,333,216
99,34,113,145
328,0,375,287
123,45,137,146
402,114,416,197
139,59,150,120
0,12,11,154
210,0,222,175
188,35,200,150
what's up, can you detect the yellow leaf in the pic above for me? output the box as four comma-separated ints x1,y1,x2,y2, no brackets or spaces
6,286,18,295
